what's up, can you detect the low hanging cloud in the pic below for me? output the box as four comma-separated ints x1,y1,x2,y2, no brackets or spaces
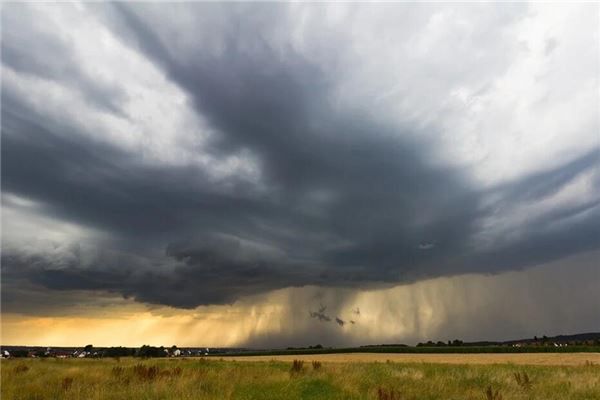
1,1,599,341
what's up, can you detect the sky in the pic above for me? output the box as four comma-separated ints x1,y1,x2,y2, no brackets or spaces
1,2,599,348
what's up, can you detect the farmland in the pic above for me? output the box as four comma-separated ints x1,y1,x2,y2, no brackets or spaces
2,355,600,399
226,352,600,366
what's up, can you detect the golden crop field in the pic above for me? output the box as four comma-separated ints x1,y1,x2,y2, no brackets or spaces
2,354,600,400
225,352,600,366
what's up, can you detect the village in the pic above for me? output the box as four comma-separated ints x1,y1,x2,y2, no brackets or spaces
0,345,234,359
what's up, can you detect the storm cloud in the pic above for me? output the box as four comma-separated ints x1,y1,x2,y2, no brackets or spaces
1,2,599,339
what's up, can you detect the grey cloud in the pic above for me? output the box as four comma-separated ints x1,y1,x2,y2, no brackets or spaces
1,3,599,315
419,242,436,250
473,151,600,272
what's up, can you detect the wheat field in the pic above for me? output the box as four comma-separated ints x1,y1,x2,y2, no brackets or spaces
225,352,600,366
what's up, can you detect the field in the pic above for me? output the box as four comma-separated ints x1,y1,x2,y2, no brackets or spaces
2,355,600,400
226,352,600,366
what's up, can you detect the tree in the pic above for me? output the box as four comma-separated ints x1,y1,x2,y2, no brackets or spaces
33,350,47,358
103,347,135,358
137,345,167,358
84,344,94,353
11,350,29,358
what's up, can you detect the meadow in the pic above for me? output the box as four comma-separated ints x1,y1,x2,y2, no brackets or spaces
2,356,600,400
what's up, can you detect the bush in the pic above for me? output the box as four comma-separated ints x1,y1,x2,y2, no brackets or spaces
137,345,166,358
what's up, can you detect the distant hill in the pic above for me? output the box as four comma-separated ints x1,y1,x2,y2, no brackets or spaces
504,332,600,345
364,332,600,349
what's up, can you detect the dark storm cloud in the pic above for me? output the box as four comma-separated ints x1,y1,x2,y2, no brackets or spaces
99,3,488,273
1,96,265,243
1,3,599,312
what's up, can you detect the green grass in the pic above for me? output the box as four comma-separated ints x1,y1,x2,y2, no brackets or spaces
1,357,599,399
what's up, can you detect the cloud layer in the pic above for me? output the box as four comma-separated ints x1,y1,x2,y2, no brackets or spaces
2,250,599,347
1,3,599,343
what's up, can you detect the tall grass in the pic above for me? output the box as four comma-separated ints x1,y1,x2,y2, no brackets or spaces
290,359,304,375
1,357,599,399
513,371,532,390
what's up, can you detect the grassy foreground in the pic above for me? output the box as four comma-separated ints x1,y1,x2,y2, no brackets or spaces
2,357,599,400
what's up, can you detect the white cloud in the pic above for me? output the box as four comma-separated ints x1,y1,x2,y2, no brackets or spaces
279,3,598,189
1,193,100,248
